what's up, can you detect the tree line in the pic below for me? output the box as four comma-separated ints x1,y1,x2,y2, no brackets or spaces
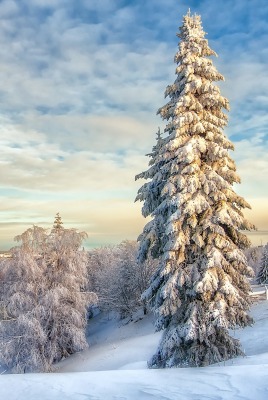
0,215,157,372
0,213,266,373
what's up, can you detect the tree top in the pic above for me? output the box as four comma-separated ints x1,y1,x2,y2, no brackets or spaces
178,10,206,40
53,212,63,231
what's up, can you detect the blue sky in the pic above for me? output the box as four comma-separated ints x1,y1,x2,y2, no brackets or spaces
0,0,267,249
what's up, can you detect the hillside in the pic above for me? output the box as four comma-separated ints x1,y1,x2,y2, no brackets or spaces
0,301,268,399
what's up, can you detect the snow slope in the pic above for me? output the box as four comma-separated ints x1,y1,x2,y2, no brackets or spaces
56,311,162,372
1,302,268,399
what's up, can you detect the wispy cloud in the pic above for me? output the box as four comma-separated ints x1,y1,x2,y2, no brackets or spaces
0,0,267,249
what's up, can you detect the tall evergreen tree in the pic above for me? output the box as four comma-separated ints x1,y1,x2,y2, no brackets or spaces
257,243,268,284
136,11,254,368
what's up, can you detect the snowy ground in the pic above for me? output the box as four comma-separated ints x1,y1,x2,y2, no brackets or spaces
1,301,268,399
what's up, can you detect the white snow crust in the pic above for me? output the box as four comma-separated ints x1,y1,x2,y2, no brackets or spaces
0,301,268,399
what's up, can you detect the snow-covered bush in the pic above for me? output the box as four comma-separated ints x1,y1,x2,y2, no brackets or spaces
136,11,254,368
244,246,263,279
257,244,268,284
87,241,158,319
0,217,89,373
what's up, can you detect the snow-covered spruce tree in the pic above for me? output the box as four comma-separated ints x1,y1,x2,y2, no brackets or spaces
257,243,268,284
52,212,64,231
135,11,254,368
136,127,166,260
0,216,89,372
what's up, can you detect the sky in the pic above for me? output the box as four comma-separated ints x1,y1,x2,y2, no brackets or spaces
0,0,267,250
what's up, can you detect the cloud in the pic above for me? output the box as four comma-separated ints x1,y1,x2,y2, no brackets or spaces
0,194,147,250
0,0,19,17
19,112,160,152
233,134,268,201
0,0,267,249
0,5,174,118
0,135,145,193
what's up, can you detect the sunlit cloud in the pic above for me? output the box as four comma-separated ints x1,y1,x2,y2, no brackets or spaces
0,0,267,249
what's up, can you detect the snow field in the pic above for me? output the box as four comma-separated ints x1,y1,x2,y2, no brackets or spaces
1,301,268,399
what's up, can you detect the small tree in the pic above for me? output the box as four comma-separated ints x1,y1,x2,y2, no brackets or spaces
115,241,158,318
136,11,254,368
0,216,89,373
87,241,158,318
244,246,263,278
52,212,64,231
0,226,49,372
87,245,119,314
257,244,268,284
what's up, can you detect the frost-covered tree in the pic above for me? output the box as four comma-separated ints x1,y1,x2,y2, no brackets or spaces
87,245,119,314
87,241,158,318
52,212,64,231
113,241,141,318
257,244,268,284
136,11,254,368
244,245,263,278
0,226,49,372
0,219,89,373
